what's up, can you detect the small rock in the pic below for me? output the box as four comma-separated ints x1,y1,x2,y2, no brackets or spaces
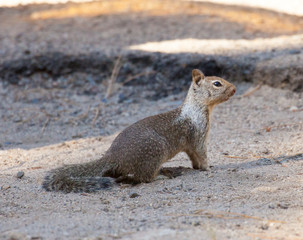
193,221,200,226
289,49,301,55
103,207,110,212
100,199,110,204
24,49,31,55
3,231,30,240
17,171,24,179
129,192,140,198
72,134,83,139
260,224,269,230
290,106,298,112
31,237,43,240
1,184,11,190
118,93,127,103
277,203,289,209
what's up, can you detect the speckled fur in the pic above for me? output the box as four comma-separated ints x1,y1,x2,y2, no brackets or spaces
42,69,236,193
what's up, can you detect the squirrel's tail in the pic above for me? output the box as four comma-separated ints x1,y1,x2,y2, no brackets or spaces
42,159,115,193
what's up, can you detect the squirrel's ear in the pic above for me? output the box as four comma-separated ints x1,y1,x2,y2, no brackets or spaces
192,69,205,84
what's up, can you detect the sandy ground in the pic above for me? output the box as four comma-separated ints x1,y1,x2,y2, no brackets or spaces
1,0,303,239
1,81,303,240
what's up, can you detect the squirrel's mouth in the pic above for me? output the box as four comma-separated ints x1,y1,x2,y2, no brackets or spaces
227,87,236,98
223,87,236,99
231,88,236,96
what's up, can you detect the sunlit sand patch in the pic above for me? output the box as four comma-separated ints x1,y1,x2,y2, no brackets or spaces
0,0,91,7
3,0,303,17
128,34,303,55
25,0,303,35
191,0,303,16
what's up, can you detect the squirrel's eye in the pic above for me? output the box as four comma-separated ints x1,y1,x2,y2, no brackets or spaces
213,81,222,87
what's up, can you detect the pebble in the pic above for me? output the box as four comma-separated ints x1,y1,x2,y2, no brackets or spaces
118,93,127,103
260,224,269,230
17,171,24,179
289,49,301,55
103,207,110,212
277,203,289,209
193,221,201,226
289,106,298,112
1,184,11,190
129,192,140,198
100,199,110,204
3,231,30,240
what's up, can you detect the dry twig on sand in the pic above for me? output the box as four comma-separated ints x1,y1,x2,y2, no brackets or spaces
234,83,262,99
91,103,102,126
106,56,122,99
262,122,303,132
246,233,301,240
242,83,262,97
41,117,50,134
168,209,284,224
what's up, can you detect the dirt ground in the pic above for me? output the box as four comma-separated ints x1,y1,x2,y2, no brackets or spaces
1,1,303,240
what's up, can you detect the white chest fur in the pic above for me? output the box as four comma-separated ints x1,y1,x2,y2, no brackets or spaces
178,94,209,130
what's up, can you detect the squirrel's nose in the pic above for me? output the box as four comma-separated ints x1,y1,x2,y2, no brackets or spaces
230,87,236,96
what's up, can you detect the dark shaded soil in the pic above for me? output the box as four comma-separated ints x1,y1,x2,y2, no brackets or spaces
1,0,303,95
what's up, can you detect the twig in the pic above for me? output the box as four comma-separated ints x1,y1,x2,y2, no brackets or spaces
275,153,303,164
106,56,122,99
241,83,262,97
224,154,275,160
291,107,303,112
27,166,42,170
123,71,155,85
91,103,102,125
262,122,303,132
246,233,301,240
167,209,284,224
194,209,264,221
41,117,50,134
224,155,248,159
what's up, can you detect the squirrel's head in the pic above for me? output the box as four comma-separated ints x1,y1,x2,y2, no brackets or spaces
191,69,236,107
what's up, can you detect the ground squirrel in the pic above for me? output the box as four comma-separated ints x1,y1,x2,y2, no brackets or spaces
43,69,236,193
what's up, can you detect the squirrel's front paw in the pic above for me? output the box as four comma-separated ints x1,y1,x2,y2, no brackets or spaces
193,162,209,171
